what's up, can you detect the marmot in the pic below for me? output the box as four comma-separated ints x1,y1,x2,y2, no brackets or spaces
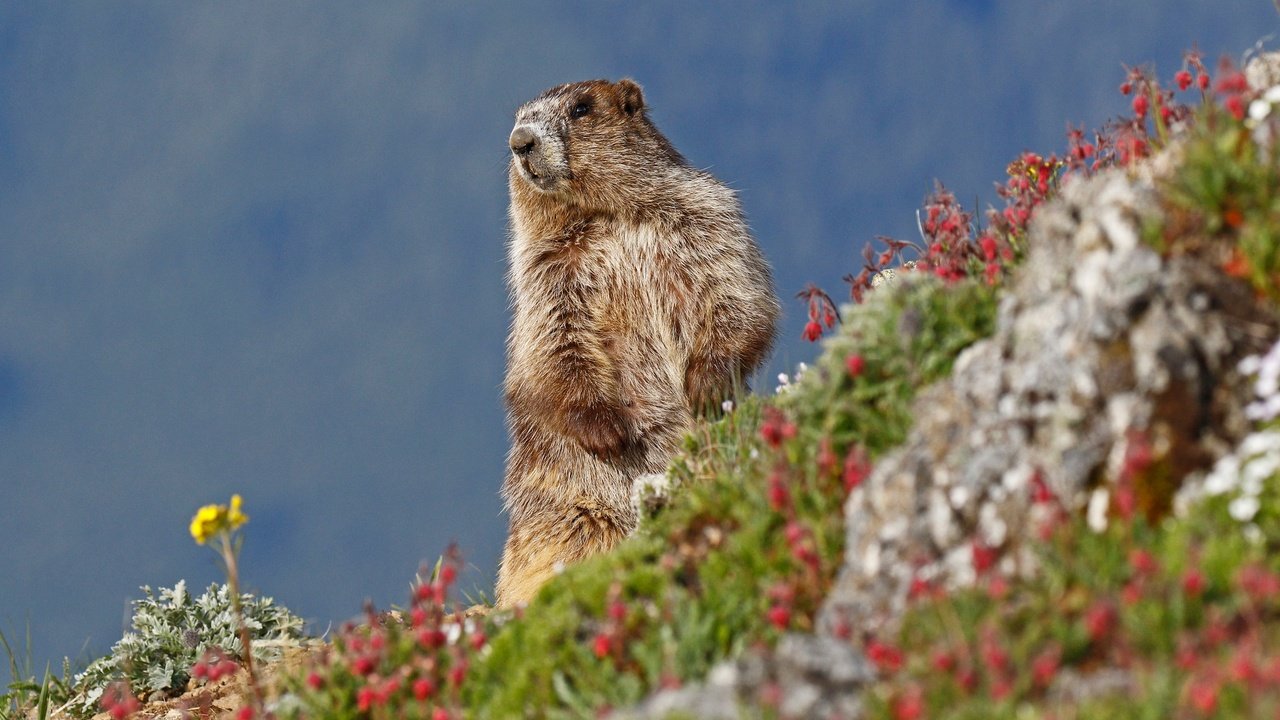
496,79,779,606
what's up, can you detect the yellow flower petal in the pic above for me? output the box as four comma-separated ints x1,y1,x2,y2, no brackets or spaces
227,494,248,529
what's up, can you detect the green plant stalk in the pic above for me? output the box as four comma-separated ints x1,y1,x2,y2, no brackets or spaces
218,536,264,716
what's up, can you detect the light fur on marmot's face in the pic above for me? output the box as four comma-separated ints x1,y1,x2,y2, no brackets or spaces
508,79,649,196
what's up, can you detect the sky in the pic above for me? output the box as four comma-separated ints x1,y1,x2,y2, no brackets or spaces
1,1,1276,677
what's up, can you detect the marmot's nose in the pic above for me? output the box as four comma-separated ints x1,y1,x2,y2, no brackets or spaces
509,126,538,156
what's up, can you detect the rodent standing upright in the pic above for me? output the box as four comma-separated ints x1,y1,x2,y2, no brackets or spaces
496,78,778,606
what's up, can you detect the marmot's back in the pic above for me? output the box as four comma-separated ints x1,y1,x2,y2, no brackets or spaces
497,79,778,606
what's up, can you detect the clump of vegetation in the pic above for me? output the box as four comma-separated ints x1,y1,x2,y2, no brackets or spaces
1,629,72,720
280,547,486,720
1158,63,1280,301
66,581,304,718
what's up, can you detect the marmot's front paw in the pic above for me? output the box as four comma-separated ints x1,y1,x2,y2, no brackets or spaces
568,400,636,460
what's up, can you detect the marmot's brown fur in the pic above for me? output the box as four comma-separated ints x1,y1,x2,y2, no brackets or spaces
496,79,778,606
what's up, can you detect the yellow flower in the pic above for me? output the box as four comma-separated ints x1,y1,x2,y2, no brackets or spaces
227,494,248,529
189,494,250,545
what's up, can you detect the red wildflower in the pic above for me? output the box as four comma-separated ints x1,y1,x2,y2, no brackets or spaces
418,628,446,649
607,599,627,623
931,648,957,674
1187,677,1219,714
237,706,254,720
1197,73,1210,90
1223,248,1250,277
1129,549,1158,576
843,444,871,492
866,639,904,673
802,320,822,342
759,408,794,449
439,562,457,586
1225,94,1245,121
1032,645,1061,688
908,575,932,601
1175,69,1193,91
784,521,806,546
766,604,792,630
1182,568,1206,598
980,631,1009,674
971,541,997,574
1237,564,1280,603
1084,602,1114,643
1132,94,1149,118
1215,70,1249,94
100,682,142,720
1030,470,1055,504
1231,649,1257,684
846,353,865,378
979,234,998,261
307,672,324,690
352,655,376,676
817,437,838,477
449,661,468,688
986,576,1009,600
1121,581,1142,606
893,685,924,720
593,632,612,658
1176,637,1198,670
767,472,790,512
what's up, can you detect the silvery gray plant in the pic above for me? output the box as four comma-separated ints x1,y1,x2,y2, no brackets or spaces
65,581,303,718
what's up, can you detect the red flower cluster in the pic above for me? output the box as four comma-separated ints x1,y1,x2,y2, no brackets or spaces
590,583,630,661
797,284,839,341
758,406,796,448
191,646,240,684
303,545,482,718
99,681,142,720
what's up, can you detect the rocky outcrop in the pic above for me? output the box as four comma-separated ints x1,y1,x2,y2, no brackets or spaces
821,167,1275,637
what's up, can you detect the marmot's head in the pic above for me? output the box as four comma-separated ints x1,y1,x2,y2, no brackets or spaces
508,79,684,202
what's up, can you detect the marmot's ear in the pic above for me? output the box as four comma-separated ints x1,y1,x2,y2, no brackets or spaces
618,78,645,116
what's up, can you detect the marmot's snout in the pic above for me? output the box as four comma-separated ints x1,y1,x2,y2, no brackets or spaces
509,118,568,193
509,126,537,157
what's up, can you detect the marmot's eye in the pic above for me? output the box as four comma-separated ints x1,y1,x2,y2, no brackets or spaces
571,100,592,119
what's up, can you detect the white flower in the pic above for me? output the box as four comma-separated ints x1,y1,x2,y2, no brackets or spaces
1087,488,1110,532
775,372,792,394
1229,495,1260,522
1249,98,1272,123
721,399,735,413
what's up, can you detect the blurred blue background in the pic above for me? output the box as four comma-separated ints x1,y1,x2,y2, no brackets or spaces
1,1,1275,676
